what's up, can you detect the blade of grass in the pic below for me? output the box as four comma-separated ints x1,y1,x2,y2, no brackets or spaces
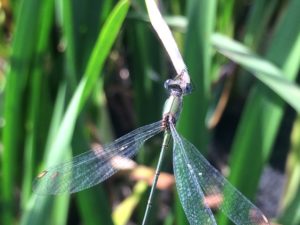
21,1,130,225
21,0,54,208
243,0,279,48
59,1,115,224
58,0,77,88
179,0,216,158
218,0,300,224
80,0,130,109
42,0,129,168
1,0,52,224
42,84,67,167
278,115,300,224
216,0,234,36
278,186,300,225
113,181,148,225
212,33,300,113
176,1,216,225
236,0,279,101
74,2,128,225
21,83,68,225
50,188,70,225
206,0,235,126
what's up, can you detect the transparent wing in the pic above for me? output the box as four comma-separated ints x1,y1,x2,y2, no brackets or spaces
145,0,189,82
33,121,163,195
170,124,269,225
170,124,217,225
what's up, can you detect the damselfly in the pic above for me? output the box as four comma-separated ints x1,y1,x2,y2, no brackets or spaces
33,1,270,224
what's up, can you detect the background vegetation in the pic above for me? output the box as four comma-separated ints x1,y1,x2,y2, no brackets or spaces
0,0,299,225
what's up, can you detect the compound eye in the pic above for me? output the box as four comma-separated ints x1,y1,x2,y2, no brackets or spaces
164,79,172,90
184,83,193,94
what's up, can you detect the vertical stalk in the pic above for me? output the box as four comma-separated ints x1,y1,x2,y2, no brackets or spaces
142,131,171,225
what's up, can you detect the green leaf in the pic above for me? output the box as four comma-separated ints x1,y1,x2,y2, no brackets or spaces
21,84,69,225
2,0,54,224
20,1,130,225
218,0,300,224
113,181,148,225
81,0,130,109
278,116,300,225
176,1,216,225
212,33,300,113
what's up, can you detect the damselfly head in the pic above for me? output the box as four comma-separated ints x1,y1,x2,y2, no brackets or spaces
164,79,182,95
164,69,192,95
164,79,192,96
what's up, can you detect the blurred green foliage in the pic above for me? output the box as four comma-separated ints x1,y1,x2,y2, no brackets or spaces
0,0,299,225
